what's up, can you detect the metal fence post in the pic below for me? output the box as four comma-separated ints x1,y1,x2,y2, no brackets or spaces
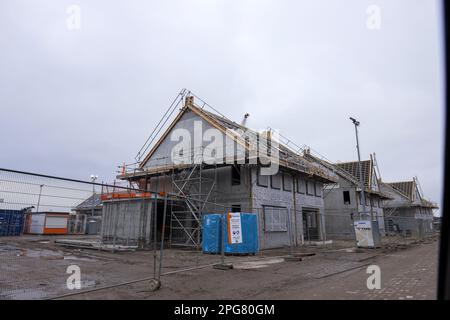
213,211,232,270
148,191,161,291
158,194,168,281
287,207,294,255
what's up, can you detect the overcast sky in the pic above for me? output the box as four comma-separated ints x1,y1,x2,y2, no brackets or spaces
0,1,445,213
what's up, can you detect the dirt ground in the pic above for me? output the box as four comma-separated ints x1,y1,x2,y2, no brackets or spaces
0,234,439,300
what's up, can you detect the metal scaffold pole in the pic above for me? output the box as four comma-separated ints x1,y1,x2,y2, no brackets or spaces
213,212,233,270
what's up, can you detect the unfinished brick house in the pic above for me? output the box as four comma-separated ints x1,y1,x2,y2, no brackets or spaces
380,178,438,238
112,92,337,249
303,151,391,239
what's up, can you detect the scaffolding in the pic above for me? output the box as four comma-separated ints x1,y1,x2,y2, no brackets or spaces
117,89,337,249
169,156,219,248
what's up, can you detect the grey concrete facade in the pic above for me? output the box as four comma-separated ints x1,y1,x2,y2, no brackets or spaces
116,105,334,249
323,176,386,239
101,198,153,247
250,167,326,248
142,109,245,168
380,181,436,238
130,164,328,249
303,153,388,240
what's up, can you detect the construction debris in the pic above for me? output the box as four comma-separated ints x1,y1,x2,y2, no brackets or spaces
54,239,137,252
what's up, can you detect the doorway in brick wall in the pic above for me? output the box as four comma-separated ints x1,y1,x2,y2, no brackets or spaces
302,208,320,242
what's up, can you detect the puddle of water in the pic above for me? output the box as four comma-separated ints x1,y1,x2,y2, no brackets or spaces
0,245,20,252
81,280,97,288
336,247,357,253
24,249,63,259
233,258,284,270
1,279,98,300
63,255,98,262
1,287,50,300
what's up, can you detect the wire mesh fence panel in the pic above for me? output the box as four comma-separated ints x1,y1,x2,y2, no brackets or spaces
0,168,439,300
0,168,158,299
0,168,229,300
320,210,437,245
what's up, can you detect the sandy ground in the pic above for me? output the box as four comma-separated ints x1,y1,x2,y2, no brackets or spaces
0,234,439,300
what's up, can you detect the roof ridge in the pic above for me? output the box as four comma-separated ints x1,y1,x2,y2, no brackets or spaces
135,96,336,183
336,159,371,165
381,181,413,200
386,181,415,200
335,159,373,186
387,180,415,184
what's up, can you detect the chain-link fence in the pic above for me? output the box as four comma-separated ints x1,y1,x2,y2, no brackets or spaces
0,168,224,299
322,209,436,242
0,168,438,300
0,169,264,299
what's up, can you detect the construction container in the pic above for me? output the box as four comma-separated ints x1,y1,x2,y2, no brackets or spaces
25,212,69,235
0,209,25,236
86,217,102,235
202,213,222,253
223,212,259,255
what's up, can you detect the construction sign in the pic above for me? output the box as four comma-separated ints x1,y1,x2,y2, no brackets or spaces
227,212,243,244
354,220,381,248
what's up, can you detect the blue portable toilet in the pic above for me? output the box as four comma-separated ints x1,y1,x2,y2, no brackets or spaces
202,214,222,253
223,212,259,255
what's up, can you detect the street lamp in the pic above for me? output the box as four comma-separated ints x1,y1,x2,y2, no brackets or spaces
36,184,44,213
349,117,367,219
90,174,98,217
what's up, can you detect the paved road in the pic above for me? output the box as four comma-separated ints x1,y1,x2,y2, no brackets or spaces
271,241,438,300
67,240,438,300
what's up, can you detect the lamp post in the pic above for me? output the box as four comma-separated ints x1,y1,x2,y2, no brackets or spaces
90,174,98,216
36,184,44,213
349,117,367,219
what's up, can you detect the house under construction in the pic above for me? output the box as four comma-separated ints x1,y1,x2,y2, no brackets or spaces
303,150,391,239
104,90,338,249
380,178,438,238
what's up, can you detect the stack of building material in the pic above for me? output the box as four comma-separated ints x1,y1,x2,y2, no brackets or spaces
54,239,137,252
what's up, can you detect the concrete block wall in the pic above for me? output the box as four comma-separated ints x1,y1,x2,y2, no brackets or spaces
323,178,358,239
119,164,328,250
143,110,245,168
323,175,386,239
250,167,326,248
101,198,153,247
